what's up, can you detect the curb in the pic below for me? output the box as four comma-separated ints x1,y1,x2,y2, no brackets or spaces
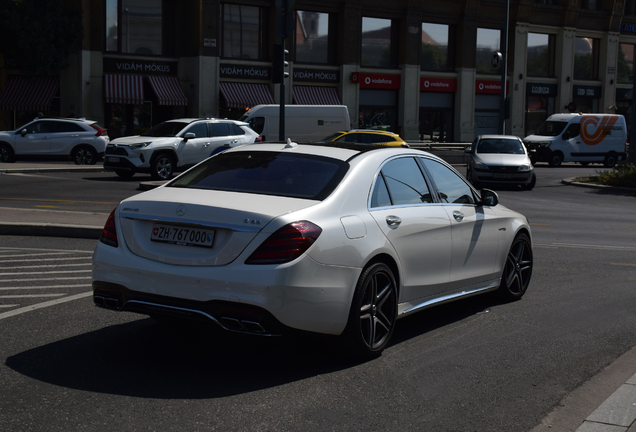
562,177,636,194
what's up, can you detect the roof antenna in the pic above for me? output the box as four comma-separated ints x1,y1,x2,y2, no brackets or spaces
284,138,297,148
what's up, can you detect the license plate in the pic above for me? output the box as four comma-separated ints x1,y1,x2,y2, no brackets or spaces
493,173,513,179
151,224,214,247
107,157,119,163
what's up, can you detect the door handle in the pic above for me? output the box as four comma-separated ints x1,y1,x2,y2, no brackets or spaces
386,215,401,227
231,139,239,144
70,134,79,137
453,211,464,222
203,143,210,147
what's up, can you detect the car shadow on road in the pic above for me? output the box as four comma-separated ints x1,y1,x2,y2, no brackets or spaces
5,294,505,399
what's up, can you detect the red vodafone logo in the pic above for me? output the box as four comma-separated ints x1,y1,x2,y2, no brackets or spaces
420,77,456,92
350,72,401,89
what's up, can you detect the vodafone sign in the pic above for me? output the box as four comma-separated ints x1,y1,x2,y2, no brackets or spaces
476,79,509,95
420,77,457,92
351,72,401,89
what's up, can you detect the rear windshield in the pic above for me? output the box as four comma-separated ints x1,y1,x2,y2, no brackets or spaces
535,121,568,137
141,121,190,137
168,151,349,200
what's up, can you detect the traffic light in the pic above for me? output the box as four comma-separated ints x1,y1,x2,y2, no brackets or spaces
272,44,289,84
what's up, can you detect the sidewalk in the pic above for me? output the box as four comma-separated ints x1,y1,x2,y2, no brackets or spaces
2,162,636,431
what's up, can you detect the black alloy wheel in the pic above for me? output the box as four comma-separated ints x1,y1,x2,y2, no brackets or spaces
72,146,98,165
150,154,175,180
603,153,617,168
497,233,533,301
0,144,16,163
345,262,397,357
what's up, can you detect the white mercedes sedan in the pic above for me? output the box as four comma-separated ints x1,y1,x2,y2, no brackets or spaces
92,141,533,357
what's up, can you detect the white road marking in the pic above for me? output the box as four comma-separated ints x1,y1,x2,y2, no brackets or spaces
0,252,92,258
0,257,93,263
1,294,66,298
0,292,93,320
0,284,91,291
0,305,18,308
0,263,92,270
0,270,91,276
535,243,636,252
0,276,91,283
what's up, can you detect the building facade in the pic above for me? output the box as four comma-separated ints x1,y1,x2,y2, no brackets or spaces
2,0,636,143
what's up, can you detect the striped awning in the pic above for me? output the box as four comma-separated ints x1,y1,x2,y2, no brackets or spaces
219,82,274,109
0,75,60,111
292,85,341,105
104,74,144,104
148,76,188,106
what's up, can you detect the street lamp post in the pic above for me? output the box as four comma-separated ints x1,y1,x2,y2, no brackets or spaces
499,0,510,135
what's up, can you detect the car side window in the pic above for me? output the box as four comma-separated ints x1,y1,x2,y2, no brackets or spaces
564,123,580,138
183,123,208,138
370,175,392,208
420,158,476,204
209,123,231,137
373,157,432,206
231,124,245,135
23,121,49,134
51,122,85,133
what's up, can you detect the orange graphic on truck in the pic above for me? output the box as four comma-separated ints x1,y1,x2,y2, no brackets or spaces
580,115,619,145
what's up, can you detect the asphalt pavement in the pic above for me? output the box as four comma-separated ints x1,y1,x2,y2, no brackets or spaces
1,160,635,432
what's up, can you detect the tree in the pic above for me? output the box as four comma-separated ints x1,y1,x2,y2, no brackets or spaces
0,0,83,76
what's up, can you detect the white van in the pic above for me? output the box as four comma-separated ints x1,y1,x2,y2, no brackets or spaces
239,105,351,142
523,113,627,167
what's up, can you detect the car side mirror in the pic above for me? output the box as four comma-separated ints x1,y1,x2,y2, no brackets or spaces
464,146,472,154
480,189,499,207
21,129,27,137
562,131,570,140
183,132,196,142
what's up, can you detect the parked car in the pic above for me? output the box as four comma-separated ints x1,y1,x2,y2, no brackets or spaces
103,118,260,180
0,118,108,165
465,135,536,190
321,130,408,147
92,142,533,357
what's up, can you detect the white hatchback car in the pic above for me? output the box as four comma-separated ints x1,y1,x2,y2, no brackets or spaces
103,118,260,180
93,142,533,357
465,135,536,190
0,118,108,164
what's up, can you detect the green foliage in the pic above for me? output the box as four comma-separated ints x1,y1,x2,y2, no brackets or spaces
421,44,447,71
0,0,84,75
597,164,636,188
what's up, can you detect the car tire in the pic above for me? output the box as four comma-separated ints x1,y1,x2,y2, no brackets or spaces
0,143,16,163
150,153,175,180
496,233,533,302
603,153,617,168
522,173,536,190
343,261,397,358
115,170,135,179
72,146,98,165
548,152,562,167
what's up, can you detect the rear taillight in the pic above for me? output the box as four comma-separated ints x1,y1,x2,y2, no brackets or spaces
100,208,118,247
256,136,263,142
91,124,108,137
245,221,322,265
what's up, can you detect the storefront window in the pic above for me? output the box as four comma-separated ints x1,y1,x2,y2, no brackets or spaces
295,11,329,64
361,17,394,68
105,0,162,55
527,33,554,77
573,37,599,80
526,96,554,136
476,28,501,74
421,23,449,72
618,43,635,84
222,4,264,60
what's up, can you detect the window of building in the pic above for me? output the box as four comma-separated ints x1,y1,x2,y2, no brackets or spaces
573,37,599,80
222,4,266,60
105,0,163,55
581,0,601,10
476,28,501,74
527,33,555,77
421,23,451,72
295,11,330,64
627,0,636,15
618,43,635,84
361,17,395,68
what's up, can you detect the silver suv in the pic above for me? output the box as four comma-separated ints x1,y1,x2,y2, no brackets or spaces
104,118,260,180
0,118,109,165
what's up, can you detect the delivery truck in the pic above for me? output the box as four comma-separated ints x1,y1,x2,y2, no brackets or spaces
523,113,627,167
239,105,351,142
